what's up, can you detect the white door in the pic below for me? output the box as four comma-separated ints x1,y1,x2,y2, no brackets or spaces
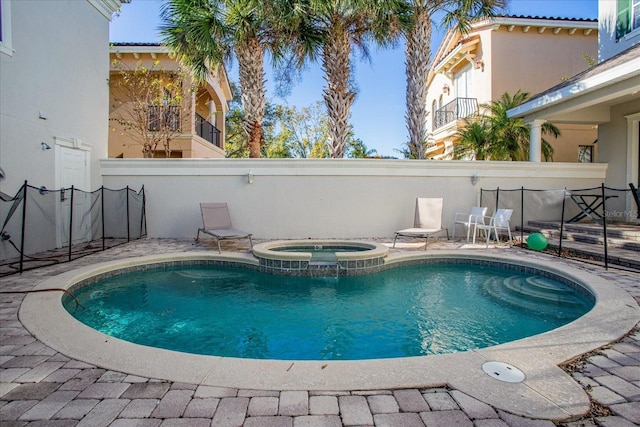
57,144,91,247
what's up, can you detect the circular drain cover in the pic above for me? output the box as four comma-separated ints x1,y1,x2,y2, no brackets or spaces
482,361,525,383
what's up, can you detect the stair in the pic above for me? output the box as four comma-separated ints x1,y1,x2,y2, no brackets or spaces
519,221,640,270
481,275,591,318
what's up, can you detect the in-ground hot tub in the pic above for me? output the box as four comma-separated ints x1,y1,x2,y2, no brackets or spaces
252,240,389,276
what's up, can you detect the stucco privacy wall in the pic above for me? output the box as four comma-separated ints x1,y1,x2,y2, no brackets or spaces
101,159,607,239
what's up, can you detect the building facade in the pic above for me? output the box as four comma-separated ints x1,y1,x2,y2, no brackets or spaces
508,0,640,222
425,16,598,162
0,0,124,195
109,44,232,159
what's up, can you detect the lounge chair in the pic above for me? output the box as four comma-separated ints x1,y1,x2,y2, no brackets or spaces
452,206,487,242
393,198,449,250
473,209,513,248
196,203,253,253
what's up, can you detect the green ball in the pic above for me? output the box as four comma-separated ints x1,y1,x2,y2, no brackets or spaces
527,233,548,251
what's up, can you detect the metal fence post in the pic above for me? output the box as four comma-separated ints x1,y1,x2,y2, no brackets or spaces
19,181,28,274
139,186,147,238
601,183,609,270
68,186,74,262
126,186,130,242
101,186,105,251
520,186,524,248
559,188,566,258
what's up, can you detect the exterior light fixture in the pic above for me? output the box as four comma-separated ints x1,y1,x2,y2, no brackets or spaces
471,173,479,186
41,142,51,150
248,170,254,184
442,84,450,95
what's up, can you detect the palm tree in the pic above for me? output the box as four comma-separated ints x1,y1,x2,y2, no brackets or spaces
453,117,492,160
285,0,408,158
403,0,506,159
347,138,378,158
454,90,560,161
161,0,282,158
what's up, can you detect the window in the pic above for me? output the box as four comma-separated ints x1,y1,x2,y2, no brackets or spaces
578,145,593,163
454,64,473,98
0,0,13,55
616,0,640,40
147,106,180,132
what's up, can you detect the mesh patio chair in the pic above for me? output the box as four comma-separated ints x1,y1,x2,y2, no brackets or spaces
393,198,449,250
196,203,253,253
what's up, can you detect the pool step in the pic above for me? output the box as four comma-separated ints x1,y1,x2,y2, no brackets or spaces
482,275,586,316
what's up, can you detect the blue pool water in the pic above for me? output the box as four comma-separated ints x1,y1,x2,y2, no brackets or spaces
64,263,594,360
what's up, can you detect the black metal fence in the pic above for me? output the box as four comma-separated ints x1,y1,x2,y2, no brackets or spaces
0,182,146,277
480,184,638,270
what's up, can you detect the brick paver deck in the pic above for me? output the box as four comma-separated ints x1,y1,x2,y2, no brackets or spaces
1,238,639,426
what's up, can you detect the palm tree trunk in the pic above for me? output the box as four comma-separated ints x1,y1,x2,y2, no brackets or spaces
236,38,266,158
405,9,431,159
323,24,355,158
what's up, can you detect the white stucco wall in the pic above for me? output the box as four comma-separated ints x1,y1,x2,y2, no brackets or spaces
598,100,640,189
0,0,113,195
101,159,609,240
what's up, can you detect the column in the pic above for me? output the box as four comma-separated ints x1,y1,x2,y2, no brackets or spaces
527,120,545,162
209,100,216,122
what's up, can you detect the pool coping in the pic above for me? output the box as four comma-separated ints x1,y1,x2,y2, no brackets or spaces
19,249,640,421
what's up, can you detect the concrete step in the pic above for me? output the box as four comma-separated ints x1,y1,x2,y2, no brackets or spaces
543,238,640,271
521,226,640,252
518,220,640,269
527,220,640,241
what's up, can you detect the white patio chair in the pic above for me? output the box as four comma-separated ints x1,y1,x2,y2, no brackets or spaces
452,206,487,242
473,209,513,248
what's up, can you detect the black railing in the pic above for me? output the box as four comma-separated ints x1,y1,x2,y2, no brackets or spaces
147,105,180,132
433,97,478,130
195,113,221,148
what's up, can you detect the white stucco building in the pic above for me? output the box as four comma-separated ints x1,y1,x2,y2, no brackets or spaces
0,0,125,195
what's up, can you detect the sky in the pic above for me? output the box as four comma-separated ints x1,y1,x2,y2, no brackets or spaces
110,0,599,157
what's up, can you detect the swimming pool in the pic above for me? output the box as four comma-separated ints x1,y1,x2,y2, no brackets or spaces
19,250,640,420
63,261,593,360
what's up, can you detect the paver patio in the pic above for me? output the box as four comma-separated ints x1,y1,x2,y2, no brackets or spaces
1,237,639,426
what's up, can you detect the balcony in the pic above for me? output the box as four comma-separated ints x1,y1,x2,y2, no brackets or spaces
433,98,478,130
195,113,221,148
